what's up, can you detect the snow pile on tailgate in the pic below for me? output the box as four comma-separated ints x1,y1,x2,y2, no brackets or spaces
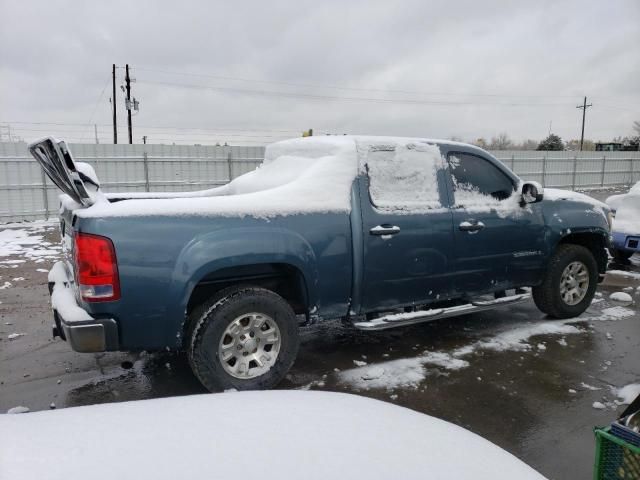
0,391,546,480
77,136,359,219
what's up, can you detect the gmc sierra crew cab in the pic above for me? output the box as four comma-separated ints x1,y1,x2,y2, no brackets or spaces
29,135,612,391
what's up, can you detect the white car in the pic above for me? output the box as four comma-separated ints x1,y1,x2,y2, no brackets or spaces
1,391,546,480
606,181,640,214
606,181,640,261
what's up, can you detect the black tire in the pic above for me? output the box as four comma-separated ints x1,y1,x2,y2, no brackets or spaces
612,249,633,262
532,244,598,319
188,286,299,392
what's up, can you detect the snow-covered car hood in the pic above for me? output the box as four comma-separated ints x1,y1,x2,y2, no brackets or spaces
542,188,610,218
543,188,607,208
606,181,640,212
603,182,640,234
0,391,546,480
612,192,640,235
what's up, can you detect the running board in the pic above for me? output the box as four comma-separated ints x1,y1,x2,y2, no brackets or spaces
352,293,531,331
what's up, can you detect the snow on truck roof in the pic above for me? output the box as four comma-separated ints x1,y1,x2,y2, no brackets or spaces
76,136,456,219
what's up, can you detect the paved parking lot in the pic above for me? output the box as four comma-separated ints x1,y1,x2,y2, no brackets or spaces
1,219,639,480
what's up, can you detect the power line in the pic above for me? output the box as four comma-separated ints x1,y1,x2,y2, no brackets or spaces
595,104,639,112
133,66,594,100
0,120,301,133
9,126,293,139
3,130,282,144
87,79,111,125
138,79,579,108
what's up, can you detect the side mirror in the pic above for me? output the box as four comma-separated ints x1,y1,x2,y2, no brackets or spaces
522,181,544,204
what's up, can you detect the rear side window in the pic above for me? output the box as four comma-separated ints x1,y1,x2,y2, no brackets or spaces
366,142,442,211
448,152,515,207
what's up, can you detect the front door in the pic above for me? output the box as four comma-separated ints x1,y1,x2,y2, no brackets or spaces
359,141,455,312
445,150,546,297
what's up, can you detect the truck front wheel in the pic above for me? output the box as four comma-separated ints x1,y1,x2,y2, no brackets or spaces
188,286,299,392
532,244,598,319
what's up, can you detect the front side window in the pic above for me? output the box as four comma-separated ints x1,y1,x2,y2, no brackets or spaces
366,142,443,211
448,152,515,208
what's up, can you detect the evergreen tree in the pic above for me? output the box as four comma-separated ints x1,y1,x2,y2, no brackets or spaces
536,134,564,151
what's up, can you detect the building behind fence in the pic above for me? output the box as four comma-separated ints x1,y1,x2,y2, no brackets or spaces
1,141,639,222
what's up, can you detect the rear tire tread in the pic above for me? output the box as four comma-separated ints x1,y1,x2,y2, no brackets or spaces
187,286,299,392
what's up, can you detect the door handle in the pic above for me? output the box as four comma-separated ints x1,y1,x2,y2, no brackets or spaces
370,224,401,236
459,220,485,233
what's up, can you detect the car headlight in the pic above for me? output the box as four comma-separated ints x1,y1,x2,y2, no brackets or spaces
606,211,614,231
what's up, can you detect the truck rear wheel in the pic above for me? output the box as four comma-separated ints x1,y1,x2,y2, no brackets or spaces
532,244,598,319
188,286,299,392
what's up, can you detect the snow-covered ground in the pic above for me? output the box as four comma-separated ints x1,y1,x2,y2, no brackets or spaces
336,305,635,392
0,390,546,480
0,220,61,265
615,383,640,405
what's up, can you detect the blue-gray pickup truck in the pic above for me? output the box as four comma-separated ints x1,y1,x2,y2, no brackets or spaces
29,135,612,391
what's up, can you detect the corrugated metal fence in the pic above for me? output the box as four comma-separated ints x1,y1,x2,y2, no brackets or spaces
493,150,640,192
1,142,639,222
0,142,263,222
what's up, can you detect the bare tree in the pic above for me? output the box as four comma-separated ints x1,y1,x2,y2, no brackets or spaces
473,138,488,149
489,133,513,150
520,139,538,150
633,120,640,135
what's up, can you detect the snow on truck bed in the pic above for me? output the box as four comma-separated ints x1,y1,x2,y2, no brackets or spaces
77,136,360,219
0,391,546,480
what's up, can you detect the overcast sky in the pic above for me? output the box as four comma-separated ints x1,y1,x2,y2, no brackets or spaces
1,0,639,145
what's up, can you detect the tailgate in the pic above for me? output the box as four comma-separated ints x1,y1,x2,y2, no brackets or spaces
28,137,95,293
28,136,98,207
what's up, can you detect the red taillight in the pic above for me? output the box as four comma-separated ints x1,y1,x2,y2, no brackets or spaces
74,233,120,302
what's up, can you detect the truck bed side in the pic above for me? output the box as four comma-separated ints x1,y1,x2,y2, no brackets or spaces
74,212,353,350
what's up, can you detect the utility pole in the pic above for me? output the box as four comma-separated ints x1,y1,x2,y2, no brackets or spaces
576,96,592,151
112,64,117,144
94,124,99,144
125,64,133,144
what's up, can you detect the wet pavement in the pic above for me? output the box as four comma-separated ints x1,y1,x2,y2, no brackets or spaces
1,218,639,480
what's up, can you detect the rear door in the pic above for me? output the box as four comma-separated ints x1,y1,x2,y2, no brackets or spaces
359,141,455,312
444,150,546,296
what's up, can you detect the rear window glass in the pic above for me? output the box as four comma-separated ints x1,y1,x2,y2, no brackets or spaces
366,143,442,210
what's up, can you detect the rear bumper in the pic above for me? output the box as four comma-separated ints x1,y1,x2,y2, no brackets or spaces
48,262,119,353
